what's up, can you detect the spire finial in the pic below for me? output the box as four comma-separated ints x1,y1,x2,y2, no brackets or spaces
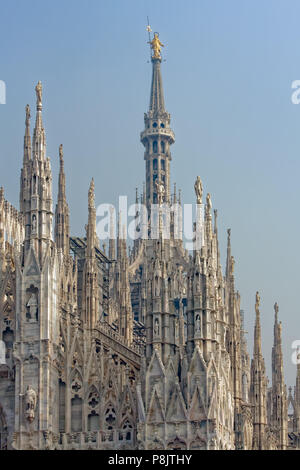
214,209,218,232
25,104,31,128
253,291,263,357
255,291,260,315
194,176,203,204
88,178,95,209
274,301,279,323
35,81,42,109
206,193,212,215
59,144,64,166
24,104,32,162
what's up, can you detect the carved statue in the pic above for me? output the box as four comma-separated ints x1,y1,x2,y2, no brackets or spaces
195,314,201,332
206,193,212,213
31,215,37,233
35,81,42,107
154,318,160,336
59,144,63,160
194,176,203,204
25,104,30,125
255,291,260,314
27,292,38,321
175,317,179,339
149,33,164,59
274,302,279,315
230,255,235,275
155,179,165,206
24,385,37,423
88,178,95,208
154,275,161,297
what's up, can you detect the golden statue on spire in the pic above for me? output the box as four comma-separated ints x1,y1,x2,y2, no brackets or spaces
149,33,164,59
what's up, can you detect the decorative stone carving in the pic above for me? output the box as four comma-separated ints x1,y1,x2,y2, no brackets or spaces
24,386,37,423
194,176,203,204
26,292,38,322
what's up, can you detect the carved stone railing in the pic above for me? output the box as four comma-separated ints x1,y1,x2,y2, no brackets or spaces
56,430,135,450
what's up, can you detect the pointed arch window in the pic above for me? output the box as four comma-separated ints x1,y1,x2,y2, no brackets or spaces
161,158,165,170
59,379,66,432
88,411,99,431
153,141,158,154
153,159,158,170
161,141,165,154
71,396,83,432
105,403,116,430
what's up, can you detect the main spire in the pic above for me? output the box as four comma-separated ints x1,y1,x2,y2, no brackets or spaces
141,30,175,212
149,33,165,113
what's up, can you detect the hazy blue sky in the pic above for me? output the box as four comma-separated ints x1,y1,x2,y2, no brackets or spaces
1,0,300,386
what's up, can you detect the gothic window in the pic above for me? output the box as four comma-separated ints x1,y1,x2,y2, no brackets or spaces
153,193,157,204
122,419,133,441
71,370,83,396
153,141,158,154
104,404,116,430
59,380,66,432
161,141,165,153
167,437,187,450
152,122,157,128
161,158,165,170
71,396,83,432
2,327,13,362
88,386,100,410
153,158,158,170
160,122,165,128
88,411,99,431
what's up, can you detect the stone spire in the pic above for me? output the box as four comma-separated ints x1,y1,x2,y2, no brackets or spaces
149,52,165,113
250,291,267,450
108,206,116,260
86,178,99,255
293,348,300,434
20,81,53,262
20,105,31,213
141,32,175,212
117,224,133,344
271,302,288,449
253,292,262,357
226,228,232,280
55,144,70,255
24,104,31,163
32,81,46,161
83,178,100,328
